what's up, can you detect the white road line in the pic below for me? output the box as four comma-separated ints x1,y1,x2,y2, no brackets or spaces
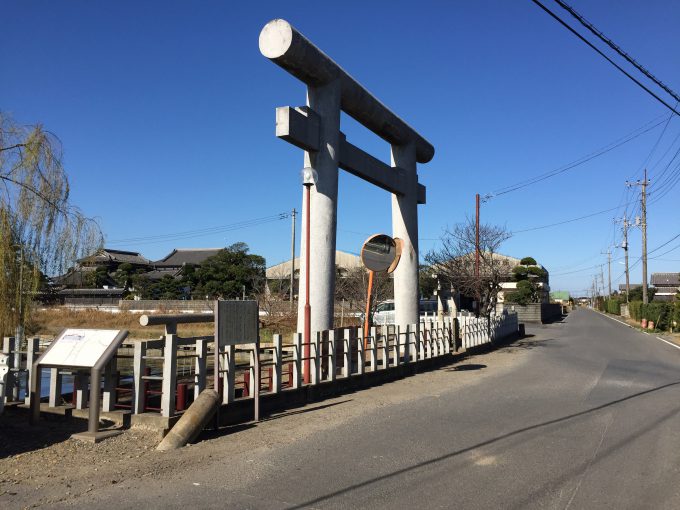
594,309,680,350
656,336,680,350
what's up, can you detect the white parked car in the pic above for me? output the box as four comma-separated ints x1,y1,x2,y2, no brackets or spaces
372,299,438,325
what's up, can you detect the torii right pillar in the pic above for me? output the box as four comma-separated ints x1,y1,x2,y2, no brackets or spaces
391,141,420,344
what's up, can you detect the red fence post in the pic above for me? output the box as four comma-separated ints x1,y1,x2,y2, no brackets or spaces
176,383,187,412
144,366,150,412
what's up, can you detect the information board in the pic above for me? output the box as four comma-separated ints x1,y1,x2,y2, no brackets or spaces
215,301,258,346
40,329,125,368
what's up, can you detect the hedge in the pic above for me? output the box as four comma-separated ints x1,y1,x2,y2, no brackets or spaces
628,300,679,331
605,299,621,315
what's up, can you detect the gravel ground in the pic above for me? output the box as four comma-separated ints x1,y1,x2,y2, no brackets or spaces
0,334,535,509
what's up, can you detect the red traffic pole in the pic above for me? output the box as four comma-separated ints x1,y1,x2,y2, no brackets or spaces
303,183,312,384
363,270,375,348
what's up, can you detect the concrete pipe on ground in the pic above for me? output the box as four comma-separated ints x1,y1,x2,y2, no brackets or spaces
157,389,220,451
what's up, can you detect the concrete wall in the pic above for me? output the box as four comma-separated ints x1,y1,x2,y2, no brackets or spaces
119,300,213,313
501,303,562,323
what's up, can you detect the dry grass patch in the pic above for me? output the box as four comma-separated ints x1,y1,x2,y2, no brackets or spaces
29,308,214,339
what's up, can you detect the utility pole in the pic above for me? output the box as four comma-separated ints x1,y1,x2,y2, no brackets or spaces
289,208,296,311
601,248,612,297
618,217,630,302
627,171,650,304
475,193,480,279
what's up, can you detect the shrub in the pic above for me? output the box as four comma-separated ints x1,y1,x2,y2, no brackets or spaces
512,266,528,280
527,266,547,279
629,301,642,321
605,299,620,315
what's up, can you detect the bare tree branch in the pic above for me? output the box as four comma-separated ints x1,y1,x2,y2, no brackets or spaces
426,218,513,317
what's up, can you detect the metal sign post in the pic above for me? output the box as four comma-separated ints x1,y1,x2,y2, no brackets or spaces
214,301,260,422
0,352,9,415
30,328,129,443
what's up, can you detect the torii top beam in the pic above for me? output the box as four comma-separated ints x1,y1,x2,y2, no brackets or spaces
259,19,435,164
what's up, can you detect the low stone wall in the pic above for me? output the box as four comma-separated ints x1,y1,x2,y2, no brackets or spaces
502,303,562,323
119,300,213,313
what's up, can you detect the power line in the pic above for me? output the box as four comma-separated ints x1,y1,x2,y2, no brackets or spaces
530,0,680,116
648,231,680,256
107,212,290,246
553,0,680,104
650,242,680,260
490,116,667,197
511,200,636,234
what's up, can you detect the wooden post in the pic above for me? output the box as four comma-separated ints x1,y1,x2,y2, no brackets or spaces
24,338,39,406
273,334,282,394
222,344,235,404
293,333,302,389
380,326,388,370
369,327,377,372
342,328,351,378
161,333,178,417
74,371,89,410
432,320,439,357
311,331,321,385
195,339,207,399
133,341,147,414
249,348,256,398
47,368,62,408
328,329,336,382
2,337,15,402
393,325,400,366
357,328,365,375
102,356,116,412
404,324,411,363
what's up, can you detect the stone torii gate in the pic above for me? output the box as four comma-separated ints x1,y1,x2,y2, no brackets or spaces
259,19,435,335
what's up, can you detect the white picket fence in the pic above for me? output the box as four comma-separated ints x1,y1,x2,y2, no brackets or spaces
458,313,519,349
9,314,519,420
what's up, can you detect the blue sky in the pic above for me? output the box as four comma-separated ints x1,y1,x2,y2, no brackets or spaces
3,0,679,296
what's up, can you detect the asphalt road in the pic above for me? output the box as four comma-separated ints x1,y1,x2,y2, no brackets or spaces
72,308,680,509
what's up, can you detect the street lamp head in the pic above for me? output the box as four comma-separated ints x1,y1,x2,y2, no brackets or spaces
301,166,318,187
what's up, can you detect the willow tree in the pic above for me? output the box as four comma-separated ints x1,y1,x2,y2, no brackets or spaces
0,113,103,336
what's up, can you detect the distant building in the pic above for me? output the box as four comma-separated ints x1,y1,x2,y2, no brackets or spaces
266,250,362,298
56,247,225,287
55,248,151,288
78,248,150,268
651,273,679,302
618,283,642,293
153,248,222,270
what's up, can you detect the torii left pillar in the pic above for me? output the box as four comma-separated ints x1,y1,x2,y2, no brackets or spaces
298,80,341,334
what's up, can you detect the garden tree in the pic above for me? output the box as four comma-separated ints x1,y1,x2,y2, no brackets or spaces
335,266,393,321
85,265,112,288
425,218,513,317
129,273,155,299
152,274,185,300
0,114,102,335
505,256,547,305
112,262,137,290
191,242,265,299
628,286,656,302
